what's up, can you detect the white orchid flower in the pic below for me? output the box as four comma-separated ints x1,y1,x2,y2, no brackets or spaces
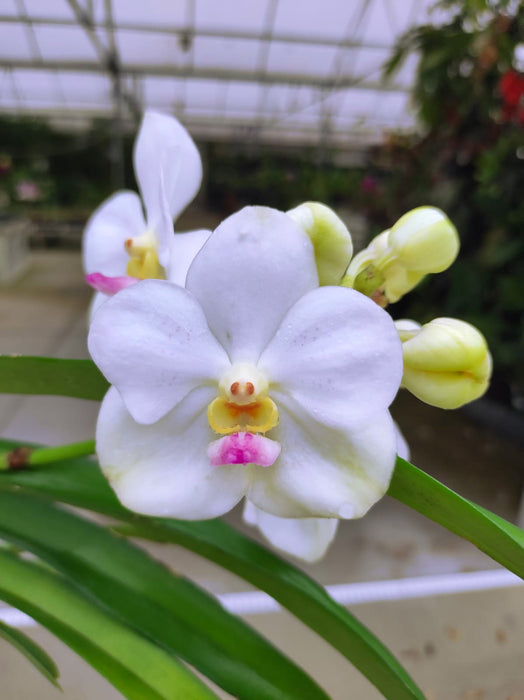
88,206,403,561
242,419,410,562
83,111,210,314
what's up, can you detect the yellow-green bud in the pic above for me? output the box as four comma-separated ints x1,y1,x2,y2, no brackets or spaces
389,207,459,274
379,263,425,304
342,208,459,305
395,319,422,342
341,231,388,299
343,231,424,304
397,317,492,409
287,202,353,285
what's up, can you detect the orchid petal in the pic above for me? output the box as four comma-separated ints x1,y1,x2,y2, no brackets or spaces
97,387,249,518
134,111,202,227
260,286,403,431
395,422,410,461
243,500,338,562
88,280,230,424
247,407,397,519
88,292,108,321
186,206,318,363
167,229,211,286
83,191,145,276
86,273,138,295
152,168,176,269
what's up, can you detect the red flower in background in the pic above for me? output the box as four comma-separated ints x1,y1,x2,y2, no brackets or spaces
499,70,524,124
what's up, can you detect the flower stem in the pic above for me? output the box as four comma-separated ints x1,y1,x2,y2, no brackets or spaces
0,440,96,471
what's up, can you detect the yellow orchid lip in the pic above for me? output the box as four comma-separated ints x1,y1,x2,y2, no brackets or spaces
124,232,165,280
207,396,279,435
209,363,279,435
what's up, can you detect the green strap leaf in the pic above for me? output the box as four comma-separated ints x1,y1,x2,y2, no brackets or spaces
388,457,524,579
115,519,425,700
0,356,108,400
0,618,60,689
0,448,425,700
0,550,217,700
0,490,329,700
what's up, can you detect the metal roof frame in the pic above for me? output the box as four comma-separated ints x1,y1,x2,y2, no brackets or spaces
0,0,439,148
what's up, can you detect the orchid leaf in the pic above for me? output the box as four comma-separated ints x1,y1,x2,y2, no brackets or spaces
0,356,108,400
0,445,425,700
0,549,216,700
117,519,426,700
0,489,329,700
388,457,524,579
0,618,60,689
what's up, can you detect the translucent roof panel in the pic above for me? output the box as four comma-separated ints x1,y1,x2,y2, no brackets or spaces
115,29,191,68
56,73,113,111
273,0,359,41
192,36,261,73
0,24,33,61
1,70,62,111
22,0,76,21
110,0,187,27
266,42,339,79
194,1,270,34
0,0,448,147
31,25,100,62
142,76,186,110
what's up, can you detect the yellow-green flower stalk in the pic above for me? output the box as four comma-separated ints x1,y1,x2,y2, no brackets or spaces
342,207,459,305
396,317,492,409
287,202,353,285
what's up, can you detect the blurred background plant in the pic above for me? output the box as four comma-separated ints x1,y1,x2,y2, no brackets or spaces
375,0,524,409
0,117,134,221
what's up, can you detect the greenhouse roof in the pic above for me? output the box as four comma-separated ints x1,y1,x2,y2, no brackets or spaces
0,0,448,147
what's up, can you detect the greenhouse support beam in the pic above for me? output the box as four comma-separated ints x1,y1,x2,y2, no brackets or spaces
0,105,412,150
0,14,392,51
64,0,141,122
1,60,409,92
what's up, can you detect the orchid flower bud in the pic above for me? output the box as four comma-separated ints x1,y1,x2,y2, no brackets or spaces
389,207,459,274
287,202,353,285
380,263,425,304
342,230,423,305
342,207,459,305
396,317,492,409
341,231,388,304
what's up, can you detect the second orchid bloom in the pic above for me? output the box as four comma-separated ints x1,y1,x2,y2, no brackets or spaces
83,111,210,315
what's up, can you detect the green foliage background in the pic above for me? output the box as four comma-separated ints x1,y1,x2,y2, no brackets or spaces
377,0,524,404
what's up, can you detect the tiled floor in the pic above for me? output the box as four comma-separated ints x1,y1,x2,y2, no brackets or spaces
0,250,523,699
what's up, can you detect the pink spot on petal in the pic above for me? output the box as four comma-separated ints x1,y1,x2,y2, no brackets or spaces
86,273,138,296
207,432,281,468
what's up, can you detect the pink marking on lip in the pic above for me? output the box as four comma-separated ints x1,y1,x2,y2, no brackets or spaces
86,273,138,295
207,432,281,468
